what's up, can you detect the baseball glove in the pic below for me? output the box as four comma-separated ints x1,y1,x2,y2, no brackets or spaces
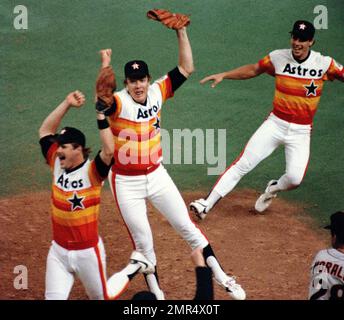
147,9,190,30
95,66,116,113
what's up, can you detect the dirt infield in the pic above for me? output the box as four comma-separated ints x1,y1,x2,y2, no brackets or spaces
0,189,328,300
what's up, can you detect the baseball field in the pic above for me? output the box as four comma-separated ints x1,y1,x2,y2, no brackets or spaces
1,0,343,300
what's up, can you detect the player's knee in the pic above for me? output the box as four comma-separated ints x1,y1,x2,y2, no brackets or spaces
235,151,260,175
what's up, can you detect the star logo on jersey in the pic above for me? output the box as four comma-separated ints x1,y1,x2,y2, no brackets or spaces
132,63,140,70
299,23,306,30
303,80,318,97
67,192,85,211
152,117,160,130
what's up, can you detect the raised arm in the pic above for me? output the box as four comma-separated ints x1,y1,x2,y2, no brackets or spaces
39,91,85,138
95,49,115,166
177,27,194,78
200,63,265,88
97,112,114,166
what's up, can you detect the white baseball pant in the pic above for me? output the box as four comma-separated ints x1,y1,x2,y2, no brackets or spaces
109,164,209,265
45,238,107,300
213,113,311,196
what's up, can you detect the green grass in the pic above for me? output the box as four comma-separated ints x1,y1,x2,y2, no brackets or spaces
1,0,343,224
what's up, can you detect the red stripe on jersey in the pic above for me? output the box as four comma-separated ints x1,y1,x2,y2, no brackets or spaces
52,218,99,250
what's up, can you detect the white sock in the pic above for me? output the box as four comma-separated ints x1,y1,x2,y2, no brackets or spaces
122,262,141,277
145,274,163,299
206,189,222,210
205,256,227,283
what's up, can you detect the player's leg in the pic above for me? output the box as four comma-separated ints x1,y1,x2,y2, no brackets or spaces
272,128,311,192
108,171,165,299
75,238,108,300
45,242,74,300
255,124,311,212
148,166,245,299
191,115,282,218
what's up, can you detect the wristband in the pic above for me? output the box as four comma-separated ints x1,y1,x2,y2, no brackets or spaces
97,118,109,130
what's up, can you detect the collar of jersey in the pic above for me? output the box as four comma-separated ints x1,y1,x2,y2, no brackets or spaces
64,159,88,174
292,50,312,64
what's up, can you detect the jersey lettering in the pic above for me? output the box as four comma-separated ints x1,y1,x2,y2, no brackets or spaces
56,174,83,189
137,105,159,119
282,63,323,77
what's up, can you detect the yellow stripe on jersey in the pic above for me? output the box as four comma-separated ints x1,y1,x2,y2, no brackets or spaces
52,212,99,227
274,89,320,111
52,204,100,221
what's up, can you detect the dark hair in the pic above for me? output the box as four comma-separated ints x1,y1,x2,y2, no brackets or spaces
71,143,91,159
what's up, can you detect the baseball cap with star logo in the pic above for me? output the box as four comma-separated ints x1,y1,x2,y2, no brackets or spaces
124,60,150,79
57,127,86,147
290,20,315,41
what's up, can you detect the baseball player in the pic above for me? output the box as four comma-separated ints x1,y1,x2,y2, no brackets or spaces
39,91,153,299
309,211,344,300
98,23,245,300
190,20,344,218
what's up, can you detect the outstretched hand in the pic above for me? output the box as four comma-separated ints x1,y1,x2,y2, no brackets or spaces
200,73,224,88
66,90,85,108
99,49,112,68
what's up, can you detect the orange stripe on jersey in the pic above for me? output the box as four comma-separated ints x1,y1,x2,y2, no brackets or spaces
52,204,100,221
114,132,161,152
88,161,103,186
325,58,344,81
158,76,173,102
276,75,324,97
112,127,160,142
52,212,99,227
52,184,101,200
258,55,275,76
52,197,100,211
274,90,320,110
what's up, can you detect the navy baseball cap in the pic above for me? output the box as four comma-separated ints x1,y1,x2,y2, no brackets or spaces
124,60,150,79
290,20,315,41
324,211,344,242
57,127,86,147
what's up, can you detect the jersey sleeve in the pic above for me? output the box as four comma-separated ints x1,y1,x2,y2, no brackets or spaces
39,135,59,168
155,66,187,103
88,151,113,186
324,58,344,81
104,94,122,118
258,53,276,76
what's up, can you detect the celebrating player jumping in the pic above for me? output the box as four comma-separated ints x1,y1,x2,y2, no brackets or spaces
97,10,246,300
38,91,114,299
190,20,344,219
